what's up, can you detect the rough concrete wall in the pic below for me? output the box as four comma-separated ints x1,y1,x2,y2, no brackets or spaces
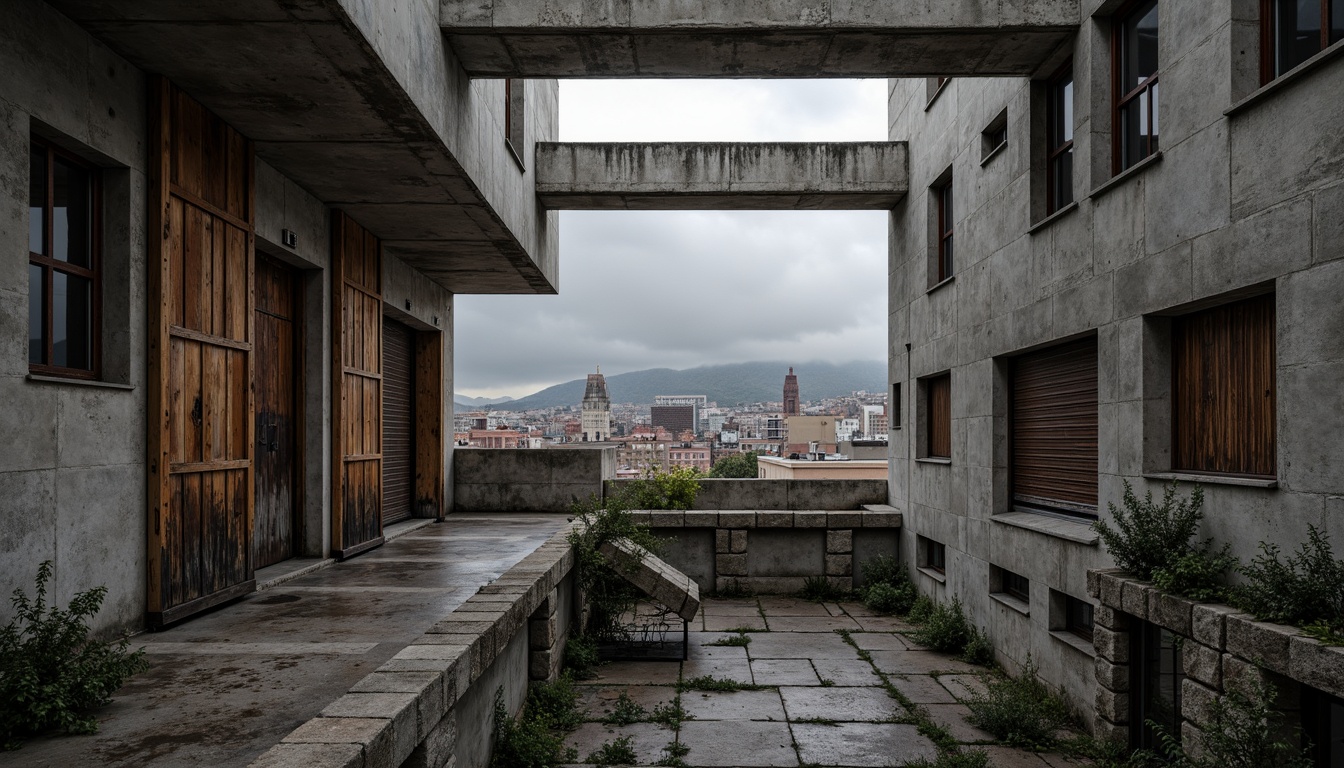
453,447,614,513
677,479,889,510
452,625,529,768
888,1,1344,716
0,0,148,634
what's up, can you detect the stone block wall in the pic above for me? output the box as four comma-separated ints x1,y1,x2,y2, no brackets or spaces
453,447,615,513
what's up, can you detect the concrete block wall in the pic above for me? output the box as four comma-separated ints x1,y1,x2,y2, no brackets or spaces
452,447,616,513
888,0,1344,717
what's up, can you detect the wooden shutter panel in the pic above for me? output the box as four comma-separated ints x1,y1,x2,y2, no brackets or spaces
381,318,415,525
1172,294,1276,477
1011,338,1098,513
927,374,951,458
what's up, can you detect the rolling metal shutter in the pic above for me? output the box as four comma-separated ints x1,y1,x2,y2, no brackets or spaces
381,318,415,524
1011,337,1098,514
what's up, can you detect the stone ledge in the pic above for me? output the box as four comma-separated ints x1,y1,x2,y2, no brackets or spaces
636,509,903,529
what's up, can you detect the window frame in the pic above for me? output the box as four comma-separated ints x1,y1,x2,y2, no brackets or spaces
924,373,952,460
936,179,955,282
1261,0,1343,82
28,138,102,380
1046,60,1076,214
996,567,1030,602
1065,596,1095,642
919,536,947,574
1112,0,1161,175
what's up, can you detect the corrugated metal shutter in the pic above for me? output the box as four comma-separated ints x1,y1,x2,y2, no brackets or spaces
1011,338,1098,514
382,318,415,524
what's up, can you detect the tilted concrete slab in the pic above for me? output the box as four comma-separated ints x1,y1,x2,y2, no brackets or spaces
599,538,702,621
536,142,908,210
442,0,1079,77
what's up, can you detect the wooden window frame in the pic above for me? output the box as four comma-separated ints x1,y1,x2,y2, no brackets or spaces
28,138,101,380
925,373,952,459
936,179,955,282
1261,0,1342,82
1112,0,1160,175
1047,60,1075,214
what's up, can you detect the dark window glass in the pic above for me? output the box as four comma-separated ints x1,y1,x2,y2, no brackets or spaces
927,539,946,572
1048,63,1075,213
1067,597,1095,641
1131,622,1183,751
938,180,954,281
1335,0,1344,44
29,146,45,255
52,156,92,267
1270,0,1342,79
53,272,92,370
1302,687,1344,766
1115,0,1160,171
28,140,98,377
28,264,44,364
1001,570,1030,602
893,383,902,429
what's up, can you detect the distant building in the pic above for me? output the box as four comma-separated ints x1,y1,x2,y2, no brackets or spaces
580,368,612,442
467,429,522,449
782,367,800,415
861,405,887,439
655,395,706,432
785,415,836,455
836,418,861,442
650,404,696,436
668,444,711,473
756,455,887,480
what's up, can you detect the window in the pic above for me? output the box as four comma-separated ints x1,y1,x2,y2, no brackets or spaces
926,77,951,104
924,373,951,459
982,109,1008,163
504,78,525,168
1047,61,1075,213
936,179,954,282
994,567,1030,602
1302,686,1344,766
1171,293,1276,478
1066,596,1094,641
918,536,946,573
1264,0,1344,81
892,382,902,429
1010,338,1099,517
1113,0,1160,173
1131,621,1183,751
29,139,100,378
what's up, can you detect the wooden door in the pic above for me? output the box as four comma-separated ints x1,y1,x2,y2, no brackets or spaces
381,318,415,525
147,80,255,626
254,255,299,568
1010,337,1099,514
331,212,383,558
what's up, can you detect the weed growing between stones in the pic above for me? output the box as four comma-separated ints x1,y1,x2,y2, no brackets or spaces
564,633,601,680
675,675,766,693
907,596,994,666
963,659,1070,751
650,694,691,727
1233,525,1344,643
0,561,148,750
656,740,691,767
601,691,647,726
585,735,637,765
526,672,584,731
706,631,751,647
489,687,579,768
798,575,852,602
901,750,991,768
860,555,919,615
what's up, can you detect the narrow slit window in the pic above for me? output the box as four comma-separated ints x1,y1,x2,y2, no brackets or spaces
1047,61,1075,213
1114,0,1160,173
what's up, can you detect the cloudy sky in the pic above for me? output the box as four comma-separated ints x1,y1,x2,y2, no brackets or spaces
454,79,891,400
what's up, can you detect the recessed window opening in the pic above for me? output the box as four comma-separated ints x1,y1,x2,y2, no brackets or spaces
936,179,954,282
1066,596,1094,641
1047,61,1075,213
992,565,1030,602
918,535,947,574
1114,0,1160,172
923,373,951,459
982,110,1008,163
1264,0,1344,81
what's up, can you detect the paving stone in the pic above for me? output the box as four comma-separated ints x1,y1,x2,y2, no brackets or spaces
681,657,755,685
924,703,997,743
839,601,879,617
977,745,1052,766
793,722,937,766
745,632,858,660
677,720,797,767
750,658,821,686
563,721,673,765
680,689,787,721
935,674,990,702
849,632,910,652
891,674,959,704
779,686,900,722
592,660,683,686
868,650,982,675
700,601,761,617
757,598,832,616
809,658,880,687
850,615,918,632
577,685,678,722
704,614,767,632
687,639,750,662
766,615,862,632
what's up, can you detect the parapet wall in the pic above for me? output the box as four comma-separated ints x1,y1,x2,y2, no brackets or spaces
607,478,890,511
453,447,615,513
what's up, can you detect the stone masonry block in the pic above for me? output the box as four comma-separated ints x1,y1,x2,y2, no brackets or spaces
1180,678,1219,727
1098,572,1128,608
598,538,701,621
1153,592,1194,636
717,553,747,577
250,743,364,768
529,616,557,649
861,510,903,527
1191,604,1239,650
757,511,792,528
718,511,755,528
1092,717,1128,743
715,529,731,554
1221,653,1272,696
530,649,554,681
1225,615,1295,674
1095,687,1129,723
793,511,828,528
1288,635,1344,699
826,529,853,554
1121,581,1151,620
1088,568,1126,600
825,554,853,577
404,710,457,768
1181,722,1208,764
1095,657,1129,692
1095,605,1129,632
651,511,684,527
826,511,863,528
1182,641,1222,690
683,511,718,527
1094,626,1130,663
730,530,748,554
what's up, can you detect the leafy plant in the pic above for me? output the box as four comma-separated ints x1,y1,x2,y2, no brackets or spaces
568,488,667,642
1152,544,1237,602
624,467,702,510
964,660,1071,750
0,561,148,749
799,575,850,602
708,451,758,478
676,675,764,693
490,688,578,768
586,736,637,765
1233,525,1344,642
1093,482,1234,600
910,596,971,654
706,632,751,648
603,692,647,726
1146,677,1313,768
865,580,918,615
960,626,994,667
527,673,583,731
650,695,691,727
902,749,991,768
564,633,601,679
657,741,690,767
908,594,936,623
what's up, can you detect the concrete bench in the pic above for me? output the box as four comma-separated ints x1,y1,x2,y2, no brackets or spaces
598,537,701,623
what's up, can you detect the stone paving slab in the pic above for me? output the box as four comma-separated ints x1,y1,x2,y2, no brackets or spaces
577,685,679,721
810,657,881,686
765,615,862,632
704,614,767,631
591,660,683,686
937,673,990,702
792,722,938,767
681,657,755,684
757,597,832,616
677,720,798,767
924,703,997,744
563,721,675,765
750,658,821,686
745,632,857,659
680,689,787,721
849,632,911,651
868,649,983,675
779,686,900,722
890,674,959,704
851,614,919,632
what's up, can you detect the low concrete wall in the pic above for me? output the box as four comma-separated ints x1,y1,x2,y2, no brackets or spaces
250,524,579,768
607,478,890,511
453,447,615,513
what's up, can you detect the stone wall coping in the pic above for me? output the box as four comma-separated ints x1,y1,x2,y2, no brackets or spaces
629,509,902,529
249,521,582,768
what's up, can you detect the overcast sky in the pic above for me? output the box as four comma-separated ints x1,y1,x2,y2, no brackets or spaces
454,79,891,400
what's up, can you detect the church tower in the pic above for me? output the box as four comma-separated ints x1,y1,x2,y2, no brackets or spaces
783,367,800,415
581,367,612,442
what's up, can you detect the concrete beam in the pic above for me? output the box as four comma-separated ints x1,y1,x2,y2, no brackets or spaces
442,0,1079,78
535,142,907,210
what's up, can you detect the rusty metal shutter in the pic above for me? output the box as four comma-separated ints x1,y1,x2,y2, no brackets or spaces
1011,337,1098,514
381,318,415,524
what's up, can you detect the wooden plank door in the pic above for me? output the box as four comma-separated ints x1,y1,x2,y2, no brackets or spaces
331,212,383,558
382,318,415,525
254,255,300,568
147,79,256,627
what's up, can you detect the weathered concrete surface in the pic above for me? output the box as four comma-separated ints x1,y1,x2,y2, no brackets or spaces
536,142,908,210
441,0,1080,77
45,0,559,294
15,515,568,768
453,446,615,513
598,538,702,620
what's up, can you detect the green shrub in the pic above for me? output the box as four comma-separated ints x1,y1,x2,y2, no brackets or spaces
586,736,637,765
603,691,647,725
564,633,601,679
799,575,849,602
568,490,666,641
860,556,918,615
0,561,148,750
1093,482,1234,600
650,695,690,727
526,673,583,731
860,554,904,589
908,594,936,623
490,689,578,768
1233,526,1344,642
910,596,971,654
1149,677,1313,768
708,452,758,478
1153,544,1237,602
960,626,994,667
624,467,702,510
902,749,991,768
964,660,1071,750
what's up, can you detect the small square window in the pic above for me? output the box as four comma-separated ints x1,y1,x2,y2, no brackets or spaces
981,109,1008,163
918,535,946,574
1066,596,1094,641
992,565,1030,603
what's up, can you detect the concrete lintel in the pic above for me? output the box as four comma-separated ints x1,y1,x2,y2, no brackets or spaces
536,142,908,211
442,0,1079,77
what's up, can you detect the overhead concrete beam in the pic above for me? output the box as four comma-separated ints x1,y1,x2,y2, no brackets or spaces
442,0,1079,78
535,142,908,210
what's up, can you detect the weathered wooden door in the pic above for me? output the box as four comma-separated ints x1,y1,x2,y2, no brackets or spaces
381,318,415,525
147,80,256,626
253,255,299,568
331,212,383,558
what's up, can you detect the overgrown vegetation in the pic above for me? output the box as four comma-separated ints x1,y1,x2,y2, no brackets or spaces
490,686,579,768
1233,525,1344,643
623,467,702,510
564,633,601,679
586,736,638,765
676,675,764,693
602,692,647,726
964,660,1071,751
706,631,751,647
568,479,669,643
908,594,936,623
708,451,758,478
657,740,690,767
525,672,584,731
1144,678,1313,768
902,750,991,768
856,555,919,615
906,596,993,666
1093,482,1233,601
0,561,148,750
650,695,691,728
798,575,850,602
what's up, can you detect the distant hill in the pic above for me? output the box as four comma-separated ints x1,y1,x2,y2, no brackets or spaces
493,361,887,411
453,394,514,408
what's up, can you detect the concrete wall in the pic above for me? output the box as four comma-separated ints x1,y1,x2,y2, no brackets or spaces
888,0,1344,718
659,478,890,510
452,447,616,513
